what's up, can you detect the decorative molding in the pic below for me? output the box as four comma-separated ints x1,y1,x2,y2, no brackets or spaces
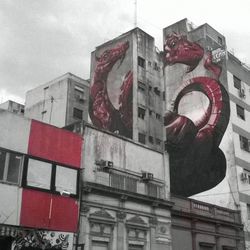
117,211,126,221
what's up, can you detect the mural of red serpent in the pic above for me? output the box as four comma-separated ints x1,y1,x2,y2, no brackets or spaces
164,33,230,196
89,41,133,138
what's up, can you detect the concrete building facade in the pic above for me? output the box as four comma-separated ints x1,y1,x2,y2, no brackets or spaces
89,28,164,151
0,100,24,115
76,124,172,250
25,72,89,127
171,195,245,250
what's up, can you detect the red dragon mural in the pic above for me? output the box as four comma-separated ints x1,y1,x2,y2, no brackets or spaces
89,41,133,138
164,33,230,197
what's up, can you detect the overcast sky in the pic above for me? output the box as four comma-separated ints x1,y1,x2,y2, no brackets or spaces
1,0,250,104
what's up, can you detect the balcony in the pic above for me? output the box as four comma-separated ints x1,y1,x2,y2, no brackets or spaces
172,195,241,224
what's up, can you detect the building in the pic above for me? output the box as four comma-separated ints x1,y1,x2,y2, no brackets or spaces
0,100,24,115
0,109,82,249
68,123,173,250
161,18,250,248
89,28,165,151
25,72,89,127
171,195,245,250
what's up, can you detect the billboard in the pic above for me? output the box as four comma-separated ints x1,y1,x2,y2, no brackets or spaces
163,21,233,199
89,35,133,138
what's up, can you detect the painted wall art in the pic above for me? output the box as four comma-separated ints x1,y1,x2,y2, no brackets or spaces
89,38,133,138
163,31,230,197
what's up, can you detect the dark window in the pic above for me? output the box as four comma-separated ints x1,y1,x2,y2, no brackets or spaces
239,135,250,152
156,113,161,120
138,56,145,68
138,107,146,119
153,62,160,71
0,149,22,184
233,75,241,89
156,138,161,146
138,81,145,92
149,136,154,144
163,91,166,101
154,87,160,96
236,104,245,120
218,36,223,45
73,108,83,119
148,85,152,91
149,110,152,116
138,133,146,144
247,204,250,219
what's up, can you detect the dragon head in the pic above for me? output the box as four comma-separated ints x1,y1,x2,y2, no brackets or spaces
163,33,204,72
95,41,129,77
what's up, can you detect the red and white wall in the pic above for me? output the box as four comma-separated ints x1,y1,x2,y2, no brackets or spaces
0,109,82,249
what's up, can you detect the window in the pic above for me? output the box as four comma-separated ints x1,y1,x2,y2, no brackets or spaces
74,86,85,102
138,81,145,92
148,85,152,91
147,183,160,197
26,159,52,190
163,91,166,101
236,104,245,120
149,136,154,144
218,36,223,45
138,56,145,68
153,62,160,71
73,108,83,119
129,245,144,250
55,165,77,195
233,75,241,89
149,110,152,116
239,135,250,152
148,61,152,67
0,149,23,184
154,87,160,96
92,241,109,250
138,133,146,144
25,157,78,196
247,204,250,220
156,113,161,120
138,107,146,119
156,138,161,146
110,173,137,192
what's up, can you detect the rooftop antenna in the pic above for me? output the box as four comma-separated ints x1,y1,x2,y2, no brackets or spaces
134,0,137,28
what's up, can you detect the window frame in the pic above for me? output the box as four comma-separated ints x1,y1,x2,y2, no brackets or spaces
239,135,250,152
73,107,83,120
138,56,145,68
233,75,241,89
236,104,245,120
138,107,146,119
22,156,79,198
0,147,23,185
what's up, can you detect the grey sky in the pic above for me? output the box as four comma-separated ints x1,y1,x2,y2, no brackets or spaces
1,0,250,104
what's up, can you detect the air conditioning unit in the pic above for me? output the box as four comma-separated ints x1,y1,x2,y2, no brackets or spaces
95,160,114,171
238,88,246,98
142,172,154,182
240,172,248,181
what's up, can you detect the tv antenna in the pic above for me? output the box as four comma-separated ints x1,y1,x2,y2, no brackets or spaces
134,0,137,27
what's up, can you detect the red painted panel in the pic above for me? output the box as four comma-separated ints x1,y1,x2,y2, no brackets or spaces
49,195,79,232
28,120,82,168
20,189,51,229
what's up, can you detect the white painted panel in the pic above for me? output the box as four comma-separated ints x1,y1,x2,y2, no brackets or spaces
0,110,31,154
0,183,22,225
